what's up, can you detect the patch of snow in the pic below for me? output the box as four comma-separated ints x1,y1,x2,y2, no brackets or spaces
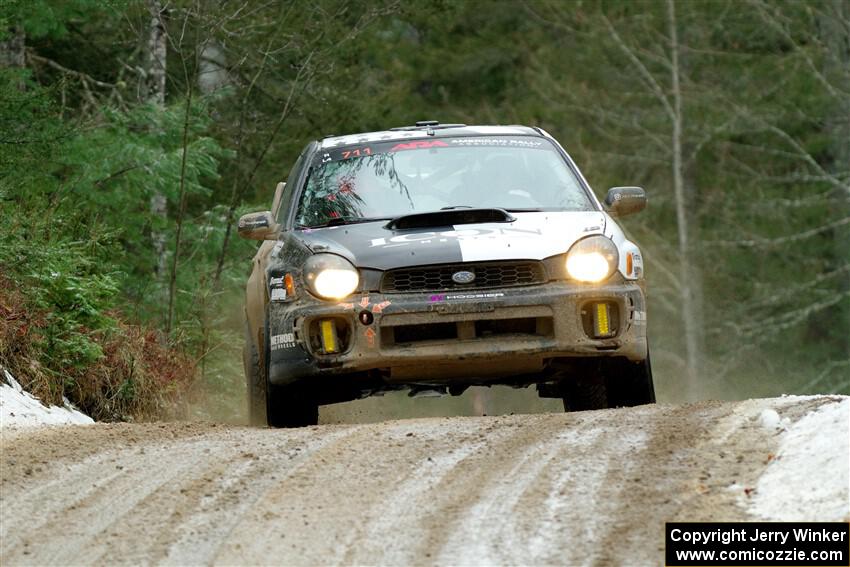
0,367,93,428
758,408,789,431
750,397,850,521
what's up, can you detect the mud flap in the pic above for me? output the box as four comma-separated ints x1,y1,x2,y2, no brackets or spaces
607,354,655,407
266,383,318,428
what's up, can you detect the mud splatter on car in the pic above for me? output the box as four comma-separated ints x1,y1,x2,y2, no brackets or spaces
239,122,654,427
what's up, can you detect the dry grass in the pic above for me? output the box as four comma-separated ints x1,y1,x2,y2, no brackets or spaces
0,276,196,422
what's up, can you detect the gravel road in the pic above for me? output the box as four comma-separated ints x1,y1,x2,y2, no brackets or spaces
1,396,847,566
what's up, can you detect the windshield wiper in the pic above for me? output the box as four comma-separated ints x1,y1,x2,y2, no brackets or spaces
299,216,392,229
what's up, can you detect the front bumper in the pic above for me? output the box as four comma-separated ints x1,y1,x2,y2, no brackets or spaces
267,279,647,386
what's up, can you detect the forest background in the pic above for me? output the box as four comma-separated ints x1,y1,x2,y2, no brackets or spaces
1,0,847,422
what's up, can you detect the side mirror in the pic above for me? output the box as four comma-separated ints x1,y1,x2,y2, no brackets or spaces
604,187,646,217
237,211,279,240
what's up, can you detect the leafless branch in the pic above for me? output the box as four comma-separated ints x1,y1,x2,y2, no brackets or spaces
798,360,850,394
26,51,117,89
750,0,850,99
601,13,675,122
706,216,850,248
751,264,850,309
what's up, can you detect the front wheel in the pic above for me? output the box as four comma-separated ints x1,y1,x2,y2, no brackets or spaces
561,353,656,412
562,374,608,411
244,327,267,426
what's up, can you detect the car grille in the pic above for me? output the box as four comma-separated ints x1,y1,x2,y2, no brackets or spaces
380,261,547,293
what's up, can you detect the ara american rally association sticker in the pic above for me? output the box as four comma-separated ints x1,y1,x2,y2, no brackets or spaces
319,136,552,163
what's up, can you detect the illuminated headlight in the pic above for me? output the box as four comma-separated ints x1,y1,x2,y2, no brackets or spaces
304,254,359,300
566,236,619,283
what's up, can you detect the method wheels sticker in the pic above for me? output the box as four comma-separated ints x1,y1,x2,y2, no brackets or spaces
270,333,296,351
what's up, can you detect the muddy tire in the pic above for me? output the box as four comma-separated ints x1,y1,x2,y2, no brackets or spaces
266,384,319,428
562,374,608,412
244,326,267,426
561,353,656,412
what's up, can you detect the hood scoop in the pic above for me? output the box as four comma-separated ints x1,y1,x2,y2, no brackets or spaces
385,208,516,230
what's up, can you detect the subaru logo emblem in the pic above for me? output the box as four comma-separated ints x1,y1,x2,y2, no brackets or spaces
452,270,476,284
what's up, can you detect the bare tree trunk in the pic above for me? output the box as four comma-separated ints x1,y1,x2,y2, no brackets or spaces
145,0,169,290
144,0,167,105
821,0,850,367
0,25,25,69
166,75,194,335
470,388,490,416
198,41,228,95
602,5,704,396
667,0,702,396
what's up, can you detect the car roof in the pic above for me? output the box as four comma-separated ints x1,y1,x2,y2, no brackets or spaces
319,124,544,149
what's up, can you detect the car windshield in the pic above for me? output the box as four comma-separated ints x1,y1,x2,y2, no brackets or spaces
295,136,595,228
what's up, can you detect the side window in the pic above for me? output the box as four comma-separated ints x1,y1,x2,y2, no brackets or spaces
276,144,313,225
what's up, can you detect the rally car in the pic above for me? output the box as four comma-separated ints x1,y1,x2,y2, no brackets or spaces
239,122,654,427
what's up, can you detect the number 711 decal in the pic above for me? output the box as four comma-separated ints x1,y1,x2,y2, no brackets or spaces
341,147,372,159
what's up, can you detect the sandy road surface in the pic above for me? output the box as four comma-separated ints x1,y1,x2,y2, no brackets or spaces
1,396,848,566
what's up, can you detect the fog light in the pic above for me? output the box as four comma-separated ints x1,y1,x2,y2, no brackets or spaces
581,301,619,339
596,303,610,336
320,319,338,353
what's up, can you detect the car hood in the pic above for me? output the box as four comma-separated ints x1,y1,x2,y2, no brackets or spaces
290,211,608,270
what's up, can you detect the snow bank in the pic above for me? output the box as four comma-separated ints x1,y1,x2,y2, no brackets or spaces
751,397,849,521
0,367,93,428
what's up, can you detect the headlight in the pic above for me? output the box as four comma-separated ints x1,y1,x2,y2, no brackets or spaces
303,254,359,300
566,236,619,283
